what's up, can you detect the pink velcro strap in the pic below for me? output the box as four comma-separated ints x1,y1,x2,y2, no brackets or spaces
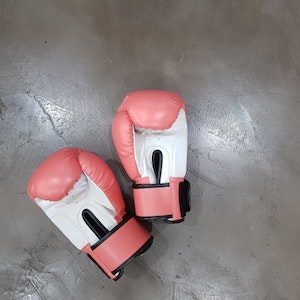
133,178,183,221
82,217,152,280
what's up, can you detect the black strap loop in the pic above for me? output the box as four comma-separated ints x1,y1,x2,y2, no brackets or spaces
82,209,109,239
152,150,163,184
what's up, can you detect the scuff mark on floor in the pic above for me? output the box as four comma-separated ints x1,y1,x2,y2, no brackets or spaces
0,260,72,300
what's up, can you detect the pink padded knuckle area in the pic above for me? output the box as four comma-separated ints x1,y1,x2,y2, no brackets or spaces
120,90,186,130
78,151,125,217
27,148,83,201
82,217,151,279
28,148,126,219
134,177,184,221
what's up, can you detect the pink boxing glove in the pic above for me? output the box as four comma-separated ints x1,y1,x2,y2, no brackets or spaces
112,90,190,223
27,148,153,280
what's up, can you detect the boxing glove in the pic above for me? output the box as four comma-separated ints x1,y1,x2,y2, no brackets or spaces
27,148,153,280
112,90,190,223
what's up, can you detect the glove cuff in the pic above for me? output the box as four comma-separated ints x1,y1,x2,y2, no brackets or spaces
133,178,191,223
82,216,153,280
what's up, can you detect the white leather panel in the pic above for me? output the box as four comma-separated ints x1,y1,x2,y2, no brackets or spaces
36,173,118,250
134,109,187,184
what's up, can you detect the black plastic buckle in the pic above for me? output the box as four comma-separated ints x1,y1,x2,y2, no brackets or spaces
163,179,191,224
179,179,191,217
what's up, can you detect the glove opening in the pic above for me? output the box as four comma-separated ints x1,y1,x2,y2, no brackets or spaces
152,149,163,184
82,209,109,238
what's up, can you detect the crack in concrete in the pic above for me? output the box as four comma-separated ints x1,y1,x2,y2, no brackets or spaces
31,95,71,145
34,96,62,136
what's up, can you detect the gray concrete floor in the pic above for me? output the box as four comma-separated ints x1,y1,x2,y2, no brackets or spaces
1,1,300,299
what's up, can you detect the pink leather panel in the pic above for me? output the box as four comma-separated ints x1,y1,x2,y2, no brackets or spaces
112,110,141,181
119,90,186,130
27,148,83,201
78,150,125,219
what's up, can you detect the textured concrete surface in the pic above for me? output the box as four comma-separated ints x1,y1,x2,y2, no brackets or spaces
1,0,300,299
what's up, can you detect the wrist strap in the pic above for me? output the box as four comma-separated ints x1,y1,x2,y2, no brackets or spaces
82,216,153,280
133,178,191,222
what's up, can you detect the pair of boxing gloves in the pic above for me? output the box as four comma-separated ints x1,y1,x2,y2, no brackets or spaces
27,90,191,280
